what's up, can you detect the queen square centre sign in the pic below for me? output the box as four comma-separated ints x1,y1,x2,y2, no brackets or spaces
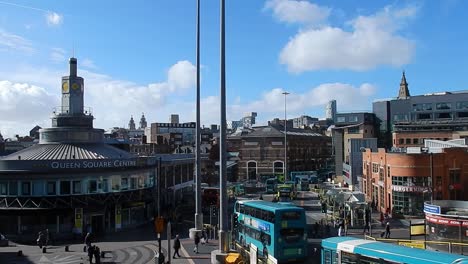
50,159,137,169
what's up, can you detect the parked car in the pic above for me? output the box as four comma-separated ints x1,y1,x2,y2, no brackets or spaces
0,233,9,247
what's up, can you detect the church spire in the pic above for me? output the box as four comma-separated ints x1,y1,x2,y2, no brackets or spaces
139,113,147,129
398,71,410,99
129,116,136,130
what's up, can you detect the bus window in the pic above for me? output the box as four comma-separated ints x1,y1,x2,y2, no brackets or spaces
280,228,304,243
324,249,331,264
341,251,358,264
240,204,245,214
360,255,381,264
282,211,301,220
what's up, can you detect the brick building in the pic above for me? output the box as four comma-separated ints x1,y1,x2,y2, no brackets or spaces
228,125,332,181
362,147,468,217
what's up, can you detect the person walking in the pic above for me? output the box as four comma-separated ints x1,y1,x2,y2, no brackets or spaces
173,234,181,259
193,232,200,253
84,232,92,252
87,245,94,263
93,246,101,264
385,222,391,238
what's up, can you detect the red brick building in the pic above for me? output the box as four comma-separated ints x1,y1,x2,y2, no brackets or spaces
362,147,468,217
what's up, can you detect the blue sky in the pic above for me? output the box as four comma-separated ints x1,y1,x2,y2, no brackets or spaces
0,0,468,138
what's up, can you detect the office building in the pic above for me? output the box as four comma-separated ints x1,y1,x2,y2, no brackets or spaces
373,72,468,148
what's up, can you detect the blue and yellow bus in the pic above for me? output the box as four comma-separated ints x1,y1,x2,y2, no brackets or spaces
322,237,468,264
234,200,307,263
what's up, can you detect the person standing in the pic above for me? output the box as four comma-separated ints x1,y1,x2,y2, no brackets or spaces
173,235,181,259
385,222,391,238
193,233,200,253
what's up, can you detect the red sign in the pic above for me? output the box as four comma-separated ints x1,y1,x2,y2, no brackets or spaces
426,215,468,227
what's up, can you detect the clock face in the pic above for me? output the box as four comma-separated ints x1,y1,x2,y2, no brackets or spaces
62,82,69,92
72,83,80,90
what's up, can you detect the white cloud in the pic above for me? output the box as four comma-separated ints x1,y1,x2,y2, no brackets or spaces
81,58,97,69
0,59,197,137
273,4,418,72
0,80,56,137
0,28,34,53
167,60,197,92
264,0,331,26
190,82,377,127
50,48,66,63
46,12,63,26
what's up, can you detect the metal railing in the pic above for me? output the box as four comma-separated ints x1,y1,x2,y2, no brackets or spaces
364,235,468,255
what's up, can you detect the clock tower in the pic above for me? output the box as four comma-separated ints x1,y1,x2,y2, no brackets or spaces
61,57,84,115
40,58,104,144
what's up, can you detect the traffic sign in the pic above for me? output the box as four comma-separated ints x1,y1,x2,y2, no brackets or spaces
155,217,164,233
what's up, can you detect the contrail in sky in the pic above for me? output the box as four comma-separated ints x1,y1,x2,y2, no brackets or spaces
0,1,51,13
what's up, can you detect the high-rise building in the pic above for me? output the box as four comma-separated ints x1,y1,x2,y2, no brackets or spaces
170,114,179,124
326,100,337,122
292,115,319,128
332,112,377,187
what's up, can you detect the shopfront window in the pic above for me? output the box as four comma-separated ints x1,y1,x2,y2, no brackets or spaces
60,181,71,195
9,181,17,195
111,177,120,191
121,178,129,190
88,180,97,193
47,181,56,195
73,180,81,194
22,181,31,196
0,181,7,195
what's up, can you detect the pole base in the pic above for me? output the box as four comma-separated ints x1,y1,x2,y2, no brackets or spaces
195,213,204,231
210,249,228,264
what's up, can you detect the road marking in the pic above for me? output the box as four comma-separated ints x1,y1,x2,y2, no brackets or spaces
180,242,196,264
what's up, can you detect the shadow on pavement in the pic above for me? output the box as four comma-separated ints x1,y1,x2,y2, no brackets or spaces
0,251,35,263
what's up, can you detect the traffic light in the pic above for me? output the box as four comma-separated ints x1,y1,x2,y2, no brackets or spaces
233,213,239,230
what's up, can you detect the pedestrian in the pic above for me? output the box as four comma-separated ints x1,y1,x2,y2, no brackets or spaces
380,212,384,226
45,229,49,247
338,219,344,237
363,221,370,235
193,232,200,253
37,231,45,249
201,229,208,244
87,244,94,263
385,222,391,238
173,234,181,259
84,232,92,251
93,246,101,264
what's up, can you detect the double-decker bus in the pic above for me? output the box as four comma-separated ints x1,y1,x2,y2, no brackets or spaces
322,237,468,264
233,200,307,263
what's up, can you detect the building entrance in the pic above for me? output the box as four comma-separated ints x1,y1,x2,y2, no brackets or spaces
91,214,104,234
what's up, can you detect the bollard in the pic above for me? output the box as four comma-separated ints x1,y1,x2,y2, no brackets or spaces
65,245,69,252
17,250,23,256
42,247,46,253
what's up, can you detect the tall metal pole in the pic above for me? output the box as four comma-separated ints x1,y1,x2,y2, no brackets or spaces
430,152,433,204
219,0,228,253
194,0,203,232
282,92,289,182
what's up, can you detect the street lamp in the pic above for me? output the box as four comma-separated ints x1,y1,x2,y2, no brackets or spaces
282,91,289,182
